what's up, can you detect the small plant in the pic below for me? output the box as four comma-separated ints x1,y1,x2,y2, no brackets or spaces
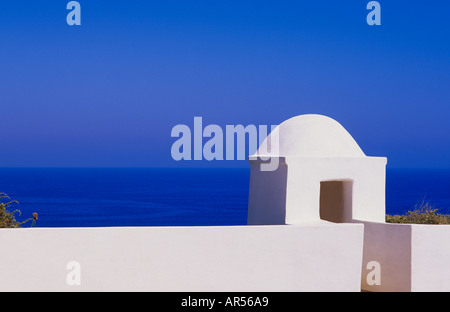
386,200,450,225
31,212,38,227
0,192,35,228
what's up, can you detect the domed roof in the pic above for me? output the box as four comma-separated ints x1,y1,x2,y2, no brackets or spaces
255,114,366,158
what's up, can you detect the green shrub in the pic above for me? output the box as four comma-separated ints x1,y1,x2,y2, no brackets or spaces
386,201,450,225
0,193,33,228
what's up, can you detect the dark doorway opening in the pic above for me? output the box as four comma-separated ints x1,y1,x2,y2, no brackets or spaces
320,180,353,223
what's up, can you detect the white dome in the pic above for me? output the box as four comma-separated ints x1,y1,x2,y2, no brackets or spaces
255,114,365,158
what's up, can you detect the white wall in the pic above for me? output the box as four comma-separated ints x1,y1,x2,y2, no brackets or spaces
248,157,387,225
359,221,412,292
0,224,364,292
361,221,450,292
411,225,450,292
285,157,387,224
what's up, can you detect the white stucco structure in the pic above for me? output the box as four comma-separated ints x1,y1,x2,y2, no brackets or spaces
0,224,363,292
361,221,450,292
248,114,387,225
247,114,450,292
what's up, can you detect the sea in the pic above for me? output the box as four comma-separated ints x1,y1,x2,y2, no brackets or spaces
0,167,449,227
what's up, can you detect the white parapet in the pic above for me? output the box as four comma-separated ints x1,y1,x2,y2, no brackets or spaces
0,223,364,292
360,221,450,292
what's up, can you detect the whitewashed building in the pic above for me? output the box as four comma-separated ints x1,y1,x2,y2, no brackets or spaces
248,114,387,225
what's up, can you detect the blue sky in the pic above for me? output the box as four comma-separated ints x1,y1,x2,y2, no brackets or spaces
0,1,449,168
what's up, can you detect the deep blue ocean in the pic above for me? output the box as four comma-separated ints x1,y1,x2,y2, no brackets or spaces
0,168,449,227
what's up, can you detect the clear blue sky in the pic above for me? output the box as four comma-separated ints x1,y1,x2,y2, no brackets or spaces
0,1,449,168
